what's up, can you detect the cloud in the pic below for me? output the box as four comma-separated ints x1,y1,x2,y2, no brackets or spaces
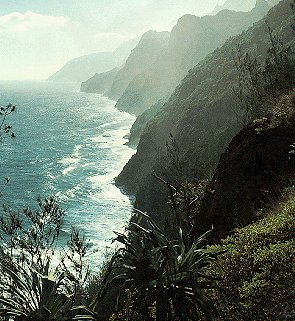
0,11,68,33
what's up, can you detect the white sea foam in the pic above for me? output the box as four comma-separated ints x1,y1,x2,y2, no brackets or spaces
58,144,83,176
100,121,119,128
0,81,137,269
58,144,83,165
56,183,82,201
62,166,76,176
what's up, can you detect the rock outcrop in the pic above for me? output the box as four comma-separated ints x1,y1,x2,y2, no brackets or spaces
197,94,295,239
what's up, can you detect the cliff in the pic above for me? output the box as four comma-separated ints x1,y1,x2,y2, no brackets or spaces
80,67,119,94
197,94,295,239
106,31,170,101
126,0,272,145
116,0,295,221
115,0,271,116
47,38,138,83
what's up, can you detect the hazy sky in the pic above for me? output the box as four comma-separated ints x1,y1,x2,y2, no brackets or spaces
0,0,222,80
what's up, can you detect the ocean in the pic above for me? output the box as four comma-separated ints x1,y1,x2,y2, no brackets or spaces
0,80,136,267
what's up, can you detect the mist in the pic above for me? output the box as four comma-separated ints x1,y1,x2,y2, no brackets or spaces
0,0,219,80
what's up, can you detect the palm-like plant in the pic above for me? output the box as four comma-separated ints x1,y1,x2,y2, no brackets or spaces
106,210,221,321
0,253,73,321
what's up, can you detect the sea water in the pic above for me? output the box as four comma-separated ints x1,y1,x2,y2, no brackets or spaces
0,80,136,267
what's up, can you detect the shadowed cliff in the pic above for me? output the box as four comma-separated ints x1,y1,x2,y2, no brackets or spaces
116,0,295,223
196,94,295,240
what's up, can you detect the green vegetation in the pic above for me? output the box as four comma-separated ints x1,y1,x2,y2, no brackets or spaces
233,26,295,124
105,211,220,321
0,191,294,320
208,191,295,320
1,1,295,320
0,198,89,321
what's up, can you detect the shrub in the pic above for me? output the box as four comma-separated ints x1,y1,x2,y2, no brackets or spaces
87,211,221,321
208,192,295,320
233,27,295,124
0,198,90,321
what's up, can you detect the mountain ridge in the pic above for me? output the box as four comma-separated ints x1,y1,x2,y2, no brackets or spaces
114,0,271,116
47,38,139,83
115,0,294,221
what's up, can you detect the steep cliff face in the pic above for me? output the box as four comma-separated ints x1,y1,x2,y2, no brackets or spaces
128,99,166,147
197,94,295,239
127,0,272,141
116,0,295,220
115,0,271,116
106,31,170,101
80,67,119,94
48,38,138,83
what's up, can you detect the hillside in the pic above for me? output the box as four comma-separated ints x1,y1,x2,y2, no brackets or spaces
106,31,170,101
47,38,138,83
127,0,272,146
209,191,295,320
80,67,119,94
115,0,271,116
116,0,295,221
196,95,295,239
80,31,169,98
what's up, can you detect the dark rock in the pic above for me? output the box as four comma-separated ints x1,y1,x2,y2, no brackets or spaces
197,94,295,240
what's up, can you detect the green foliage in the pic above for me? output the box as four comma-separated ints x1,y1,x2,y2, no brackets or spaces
208,192,295,320
233,26,295,124
0,198,90,321
0,103,16,140
0,197,64,273
291,0,295,32
154,135,211,238
98,210,221,321
0,103,16,199
0,256,73,321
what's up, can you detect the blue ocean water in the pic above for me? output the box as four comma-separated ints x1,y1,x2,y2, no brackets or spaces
0,81,136,266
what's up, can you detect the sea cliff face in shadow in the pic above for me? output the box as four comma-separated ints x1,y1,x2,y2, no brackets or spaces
115,0,295,222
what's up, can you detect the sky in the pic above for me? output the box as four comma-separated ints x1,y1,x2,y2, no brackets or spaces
0,0,222,80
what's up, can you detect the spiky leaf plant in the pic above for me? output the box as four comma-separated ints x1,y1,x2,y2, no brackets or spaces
97,210,222,321
0,252,72,321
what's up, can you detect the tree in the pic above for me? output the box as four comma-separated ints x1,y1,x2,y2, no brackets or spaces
233,25,295,124
0,103,16,198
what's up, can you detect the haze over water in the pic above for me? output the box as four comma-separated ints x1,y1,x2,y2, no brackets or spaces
0,81,135,265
